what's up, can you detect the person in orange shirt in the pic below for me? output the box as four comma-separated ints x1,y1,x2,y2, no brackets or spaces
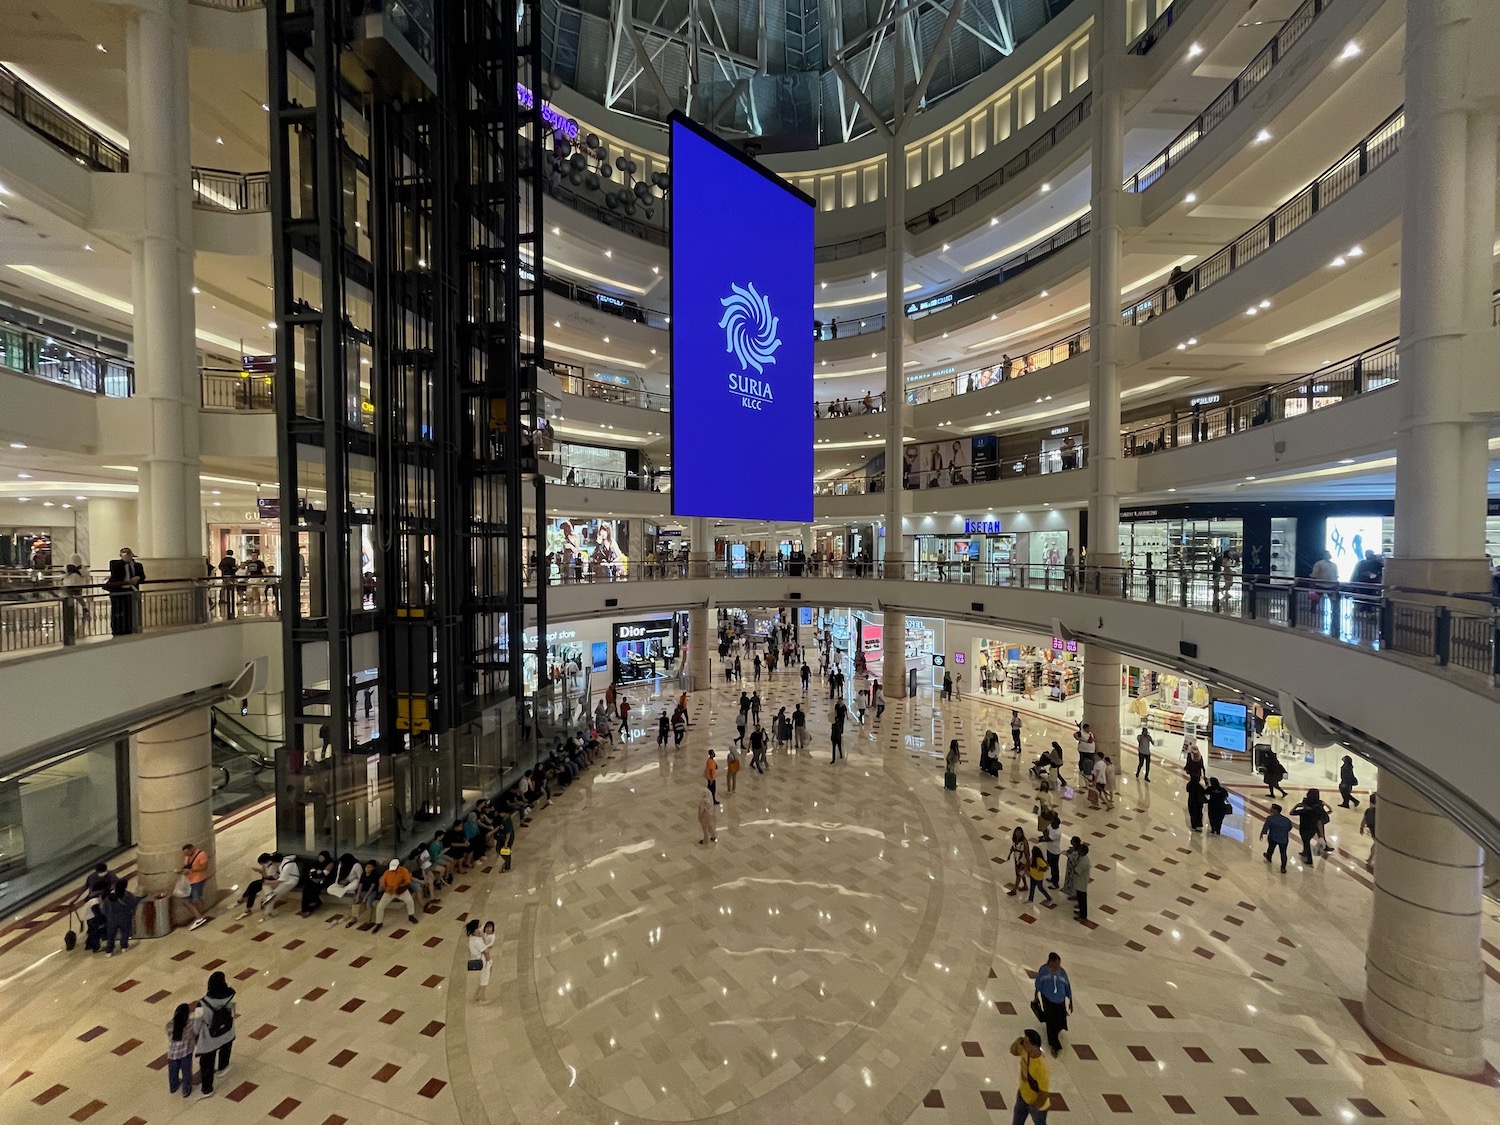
704,749,720,805
372,859,417,932
180,842,212,930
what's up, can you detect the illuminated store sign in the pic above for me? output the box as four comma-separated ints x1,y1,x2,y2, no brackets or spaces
516,84,579,140
964,519,1004,534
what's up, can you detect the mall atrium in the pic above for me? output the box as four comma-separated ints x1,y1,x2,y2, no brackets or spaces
1,0,1499,1122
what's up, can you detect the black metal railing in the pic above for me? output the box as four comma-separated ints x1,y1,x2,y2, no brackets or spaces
192,167,271,212
201,368,274,411
551,371,670,412
905,215,1091,320
0,315,133,396
1126,0,1332,192
1128,0,1195,55
0,65,128,172
1122,107,1404,326
1122,338,1400,454
815,443,1089,496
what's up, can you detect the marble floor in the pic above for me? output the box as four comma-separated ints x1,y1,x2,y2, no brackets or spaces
2,670,1498,1125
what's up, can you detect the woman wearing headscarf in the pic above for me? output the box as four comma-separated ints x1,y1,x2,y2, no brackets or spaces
697,785,717,845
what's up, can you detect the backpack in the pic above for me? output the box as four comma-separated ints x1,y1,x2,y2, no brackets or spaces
207,1000,233,1039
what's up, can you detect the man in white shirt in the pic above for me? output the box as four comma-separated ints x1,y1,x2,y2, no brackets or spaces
260,853,301,922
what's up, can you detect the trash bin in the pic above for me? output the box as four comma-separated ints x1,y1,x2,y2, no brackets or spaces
139,894,175,939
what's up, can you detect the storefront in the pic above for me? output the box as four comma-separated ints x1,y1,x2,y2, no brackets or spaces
970,636,1083,701
0,736,131,914
612,614,683,683
901,513,1074,582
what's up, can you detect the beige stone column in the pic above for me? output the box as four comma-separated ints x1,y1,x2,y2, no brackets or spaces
1363,774,1485,1075
134,708,217,903
882,611,907,699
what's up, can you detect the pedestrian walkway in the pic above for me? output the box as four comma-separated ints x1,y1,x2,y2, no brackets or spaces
0,675,1495,1124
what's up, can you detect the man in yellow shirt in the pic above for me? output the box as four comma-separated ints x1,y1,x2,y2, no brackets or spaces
1009,1028,1051,1123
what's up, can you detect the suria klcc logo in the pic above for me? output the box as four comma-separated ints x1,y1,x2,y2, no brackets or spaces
719,281,780,410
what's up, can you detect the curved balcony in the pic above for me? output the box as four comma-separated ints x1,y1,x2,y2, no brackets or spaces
539,560,1500,852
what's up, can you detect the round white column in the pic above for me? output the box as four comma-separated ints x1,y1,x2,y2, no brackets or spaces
1081,643,1121,761
1363,774,1485,1075
134,708,216,901
882,611,907,699
688,605,712,693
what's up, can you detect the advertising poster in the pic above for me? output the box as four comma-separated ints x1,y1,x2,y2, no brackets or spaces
972,434,998,483
1211,700,1249,752
903,439,974,489
670,115,813,521
1324,516,1384,582
546,517,630,580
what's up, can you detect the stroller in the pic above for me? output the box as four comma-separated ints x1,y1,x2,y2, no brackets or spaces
1029,752,1058,792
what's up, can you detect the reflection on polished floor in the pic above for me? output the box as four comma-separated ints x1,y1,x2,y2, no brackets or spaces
1,672,1498,1125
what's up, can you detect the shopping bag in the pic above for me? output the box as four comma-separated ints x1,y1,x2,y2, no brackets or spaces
1062,785,1075,800
173,874,192,898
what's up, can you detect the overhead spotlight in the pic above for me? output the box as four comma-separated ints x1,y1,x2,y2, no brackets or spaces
1245,307,1258,316
1258,300,1270,309
1338,41,1361,60
1184,192,1197,204
191,286,201,295
820,281,828,289
652,266,660,274
1040,290,1049,298
1254,129,1272,144
96,43,108,52
1176,342,1187,351
8,442,26,449
869,271,876,279
942,243,950,252
1186,43,1203,59
1346,246,1364,258
605,250,612,257
990,217,998,226
1187,337,1197,345
215,136,224,145
552,226,560,235
1040,183,1051,193
1330,256,1346,268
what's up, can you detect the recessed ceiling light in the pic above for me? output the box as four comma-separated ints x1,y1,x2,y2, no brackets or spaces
83,243,94,252
191,286,201,294
9,442,25,449
605,249,612,257
1186,42,1203,59
1330,256,1346,268
75,495,86,500
1040,183,1051,193
552,226,560,235
1245,307,1258,316
215,136,224,145
1184,192,1197,204
603,336,609,343
652,266,660,274
267,321,277,329
1167,487,1177,492
1339,41,1361,60
990,217,998,226
1338,458,1355,464
42,501,53,507
1187,337,1197,345
212,501,222,507
870,271,876,279
820,281,827,289
1245,475,1256,481
17,497,28,502
96,43,108,52
1040,290,1049,298
942,243,950,252
1347,245,1364,258
1254,130,1272,144
1258,300,1270,309
261,103,270,112
651,348,657,354
1176,342,1186,351
17,473,31,479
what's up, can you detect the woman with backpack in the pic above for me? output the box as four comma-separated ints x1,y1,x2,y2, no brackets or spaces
193,971,238,1097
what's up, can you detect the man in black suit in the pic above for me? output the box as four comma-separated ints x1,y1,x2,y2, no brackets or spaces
105,547,145,635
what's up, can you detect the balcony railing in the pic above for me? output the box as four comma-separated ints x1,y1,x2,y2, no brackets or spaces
817,443,1088,496
0,315,134,396
1122,107,1404,326
0,578,277,658
1122,338,1399,454
201,368,274,411
552,372,669,412
545,459,671,492
1125,0,1332,192
540,272,667,329
0,65,128,172
192,167,271,212
1127,0,1195,55
905,215,1091,321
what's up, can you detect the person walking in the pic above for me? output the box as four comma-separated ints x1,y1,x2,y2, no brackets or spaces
748,724,766,775
1184,741,1205,787
1262,751,1289,798
829,714,845,763
1186,775,1207,832
1009,1028,1053,1123
1206,778,1231,835
697,785,717,844
1032,952,1073,1057
619,698,633,739
725,745,740,793
1026,848,1054,905
1006,827,1030,896
872,679,885,719
1134,727,1153,780
657,710,670,747
1069,843,1091,922
1075,723,1097,779
1291,789,1331,866
734,707,748,748
1338,755,1361,808
793,703,808,750
1360,794,1378,871
800,661,811,692
1010,710,1023,754
165,1002,199,1099
1260,804,1293,872
193,971,237,1098
704,749,720,804
672,707,687,746
942,670,953,701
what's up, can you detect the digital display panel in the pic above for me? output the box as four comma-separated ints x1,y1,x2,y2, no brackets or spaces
1211,700,1249,753
670,114,814,521
1325,516,1384,582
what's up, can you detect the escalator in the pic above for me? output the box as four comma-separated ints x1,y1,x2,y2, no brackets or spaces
210,708,278,814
